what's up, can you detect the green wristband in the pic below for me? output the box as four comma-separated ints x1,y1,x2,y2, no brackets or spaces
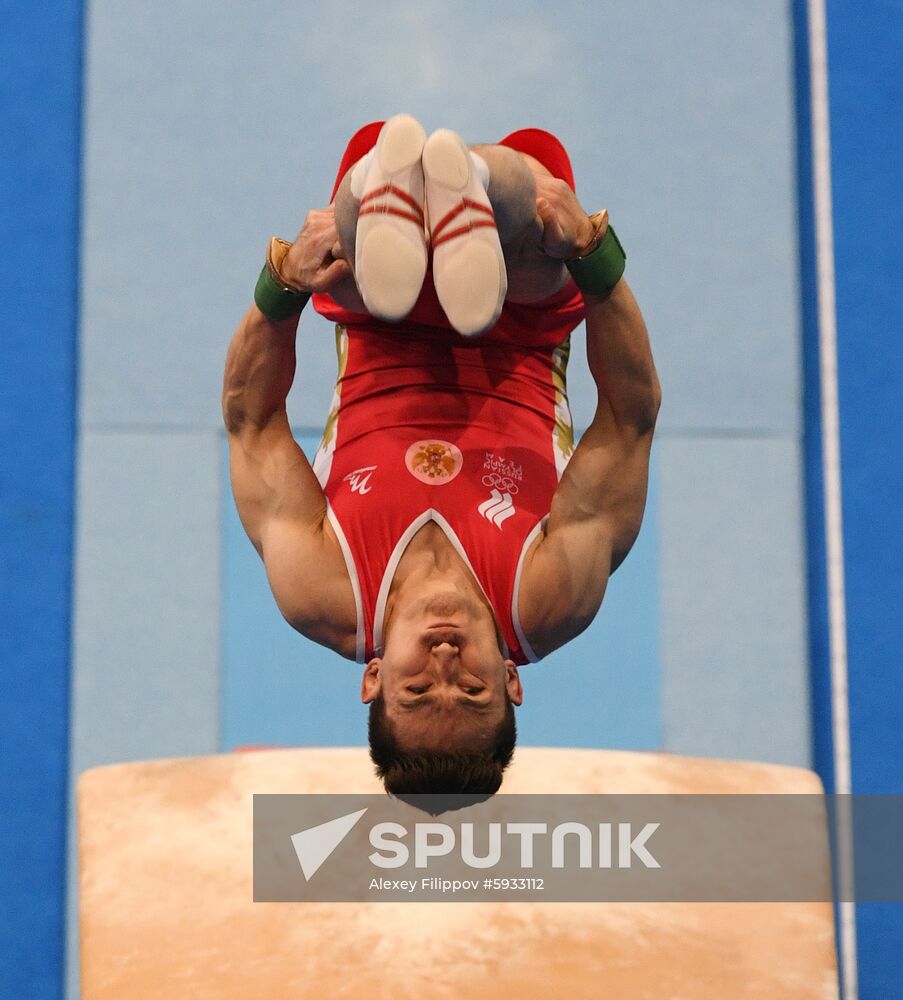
565,223,626,295
254,263,310,322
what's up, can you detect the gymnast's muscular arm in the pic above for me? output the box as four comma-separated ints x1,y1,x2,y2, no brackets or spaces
519,195,661,658
222,208,359,657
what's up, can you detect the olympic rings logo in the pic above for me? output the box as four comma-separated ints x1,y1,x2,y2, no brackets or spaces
482,473,520,495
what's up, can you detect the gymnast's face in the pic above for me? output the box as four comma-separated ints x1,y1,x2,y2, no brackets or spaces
360,591,523,751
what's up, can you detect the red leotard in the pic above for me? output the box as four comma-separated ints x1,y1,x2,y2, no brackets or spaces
311,124,586,664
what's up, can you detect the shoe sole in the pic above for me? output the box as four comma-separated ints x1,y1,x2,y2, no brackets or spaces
356,115,427,322
423,129,506,337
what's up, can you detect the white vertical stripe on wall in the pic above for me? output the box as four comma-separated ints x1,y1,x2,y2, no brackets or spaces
806,0,857,995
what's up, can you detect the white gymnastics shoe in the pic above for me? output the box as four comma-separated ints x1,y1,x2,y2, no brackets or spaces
354,114,428,322
422,128,507,337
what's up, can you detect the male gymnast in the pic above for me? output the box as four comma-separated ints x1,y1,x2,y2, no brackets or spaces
222,115,660,796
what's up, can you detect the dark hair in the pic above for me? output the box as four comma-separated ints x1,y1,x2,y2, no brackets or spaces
368,692,516,812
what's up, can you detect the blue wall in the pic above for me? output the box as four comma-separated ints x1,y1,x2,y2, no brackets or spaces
0,4,84,997
9,0,899,996
800,1,903,993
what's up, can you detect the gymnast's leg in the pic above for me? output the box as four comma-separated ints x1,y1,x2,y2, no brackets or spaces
468,144,571,304
329,119,581,323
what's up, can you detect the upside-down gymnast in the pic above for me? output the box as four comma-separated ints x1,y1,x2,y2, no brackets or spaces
222,114,661,796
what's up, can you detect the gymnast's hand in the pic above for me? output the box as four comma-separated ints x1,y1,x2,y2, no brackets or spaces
533,174,605,260
282,206,353,293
